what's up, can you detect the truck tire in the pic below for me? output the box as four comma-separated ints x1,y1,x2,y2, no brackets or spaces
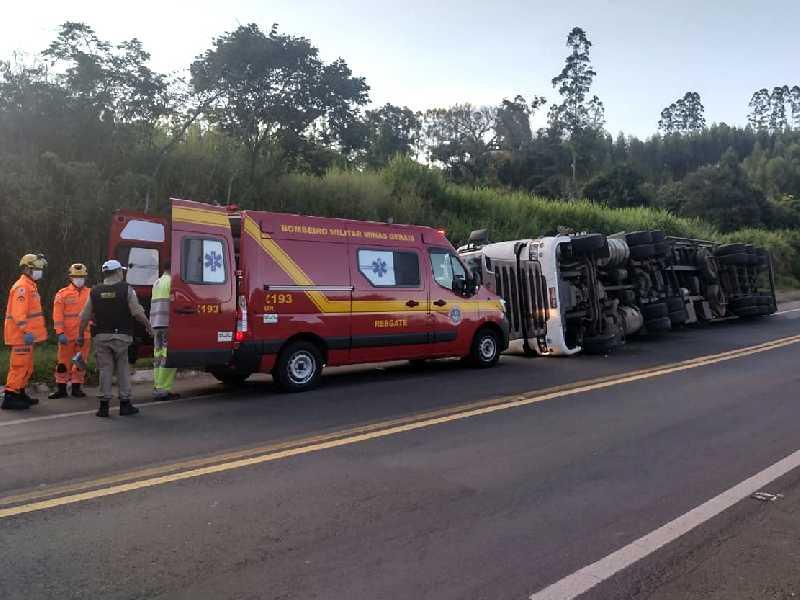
650,230,666,243
571,234,607,255
730,296,758,310
629,243,656,260
208,367,253,386
715,243,747,256
607,268,628,284
468,328,501,368
653,242,668,257
665,296,685,312
645,316,672,332
669,309,689,325
734,305,771,318
642,301,668,320
274,341,323,392
622,290,637,305
625,231,653,246
696,248,719,282
581,333,617,355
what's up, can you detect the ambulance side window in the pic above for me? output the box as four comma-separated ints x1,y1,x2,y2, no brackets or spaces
181,238,227,284
357,249,420,287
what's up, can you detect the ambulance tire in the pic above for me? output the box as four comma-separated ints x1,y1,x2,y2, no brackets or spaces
468,328,501,368
274,341,323,392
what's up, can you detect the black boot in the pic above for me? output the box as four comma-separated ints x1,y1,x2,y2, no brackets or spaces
119,400,139,416
49,383,68,399
96,400,110,418
1,391,30,410
71,384,86,398
21,389,38,406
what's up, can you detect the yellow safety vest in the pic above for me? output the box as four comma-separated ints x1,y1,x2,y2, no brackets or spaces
150,273,171,329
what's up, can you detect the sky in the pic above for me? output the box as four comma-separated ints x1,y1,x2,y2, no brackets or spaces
2,0,799,138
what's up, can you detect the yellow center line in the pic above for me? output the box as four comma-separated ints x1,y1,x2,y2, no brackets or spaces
2,333,800,520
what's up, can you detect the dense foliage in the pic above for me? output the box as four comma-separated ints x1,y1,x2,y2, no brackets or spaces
2,20,800,314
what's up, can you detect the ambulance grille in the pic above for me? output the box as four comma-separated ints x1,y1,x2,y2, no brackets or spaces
494,261,548,339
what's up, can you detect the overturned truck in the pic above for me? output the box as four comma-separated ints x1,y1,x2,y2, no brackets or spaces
458,229,777,356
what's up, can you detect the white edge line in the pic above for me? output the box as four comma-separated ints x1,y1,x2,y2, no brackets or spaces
0,392,228,428
529,448,800,600
775,307,800,315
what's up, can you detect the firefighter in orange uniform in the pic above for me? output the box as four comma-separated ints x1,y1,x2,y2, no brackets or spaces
49,263,91,399
3,254,48,410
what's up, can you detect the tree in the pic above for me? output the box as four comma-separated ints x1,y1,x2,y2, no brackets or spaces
791,85,800,130
548,26,605,196
581,163,650,207
677,148,769,231
361,103,421,168
658,92,705,134
422,103,497,182
748,88,772,131
494,94,546,151
190,23,369,185
769,85,790,131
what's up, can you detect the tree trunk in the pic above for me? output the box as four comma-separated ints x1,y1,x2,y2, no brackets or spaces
570,145,577,198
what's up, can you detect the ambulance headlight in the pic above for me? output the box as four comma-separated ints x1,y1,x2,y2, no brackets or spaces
499,298,508,314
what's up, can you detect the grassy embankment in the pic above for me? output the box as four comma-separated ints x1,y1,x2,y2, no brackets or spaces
3,159,798,385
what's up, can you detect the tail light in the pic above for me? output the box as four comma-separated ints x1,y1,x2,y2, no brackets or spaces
235,294,249,342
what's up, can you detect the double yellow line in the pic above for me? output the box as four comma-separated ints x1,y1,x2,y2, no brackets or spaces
2,333,799,520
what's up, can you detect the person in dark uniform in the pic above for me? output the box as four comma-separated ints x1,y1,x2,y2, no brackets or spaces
77,260,153,418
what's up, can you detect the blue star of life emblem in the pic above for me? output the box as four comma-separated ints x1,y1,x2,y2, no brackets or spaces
371,258,388,278
205,251,222,272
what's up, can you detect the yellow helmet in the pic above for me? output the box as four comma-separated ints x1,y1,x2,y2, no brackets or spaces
68,263,88,277
19,253,48,270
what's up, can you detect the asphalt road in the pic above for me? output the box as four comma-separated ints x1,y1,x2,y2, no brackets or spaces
2,308,800,600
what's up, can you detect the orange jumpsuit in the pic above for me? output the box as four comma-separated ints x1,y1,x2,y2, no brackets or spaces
53,283,91,385
4,275,47,393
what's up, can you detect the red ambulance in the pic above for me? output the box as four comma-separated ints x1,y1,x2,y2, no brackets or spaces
109,199,509,391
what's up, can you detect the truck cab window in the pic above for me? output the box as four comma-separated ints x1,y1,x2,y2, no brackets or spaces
357,249,420,287
182,238,227,284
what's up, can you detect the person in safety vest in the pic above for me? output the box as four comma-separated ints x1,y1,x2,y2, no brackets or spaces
77,260,153,418
49,263,92,399
151,265,178,400
3,254,48,410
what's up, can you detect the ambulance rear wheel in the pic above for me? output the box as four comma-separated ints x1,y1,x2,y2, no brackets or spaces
275,341,323,392
469,328,500,368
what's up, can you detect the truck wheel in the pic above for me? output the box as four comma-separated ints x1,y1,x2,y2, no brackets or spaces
645,316,672,332
669,309,689,325
665,296,685,312
629,243,655,260
274,341,323,392
642,301,668,320
715,243,747,256
581,333,617,355
571,233,607,255
650,230,666,243
653,242,668,257
469,328,500,368
208,367,253,386
625,231,653,246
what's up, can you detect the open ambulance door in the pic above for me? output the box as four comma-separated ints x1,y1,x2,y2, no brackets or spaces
167,199,237,368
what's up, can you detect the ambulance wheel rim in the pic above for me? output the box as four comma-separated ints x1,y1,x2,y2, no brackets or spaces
288,351,316,384
479,336,497,361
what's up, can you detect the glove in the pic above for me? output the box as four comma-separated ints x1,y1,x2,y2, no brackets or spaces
76,336,85,348
58,333,69,345
23,332,35,345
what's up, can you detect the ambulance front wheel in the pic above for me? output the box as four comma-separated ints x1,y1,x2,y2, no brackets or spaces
274,340,323,392
469,328,501,368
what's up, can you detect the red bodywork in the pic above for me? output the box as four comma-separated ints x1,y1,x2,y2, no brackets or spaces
109,199,509,378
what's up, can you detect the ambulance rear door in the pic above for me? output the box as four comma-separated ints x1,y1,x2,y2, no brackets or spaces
167,199,237,368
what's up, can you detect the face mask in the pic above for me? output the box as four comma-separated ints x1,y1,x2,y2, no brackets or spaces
72,278,85,288
32,270,43,281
